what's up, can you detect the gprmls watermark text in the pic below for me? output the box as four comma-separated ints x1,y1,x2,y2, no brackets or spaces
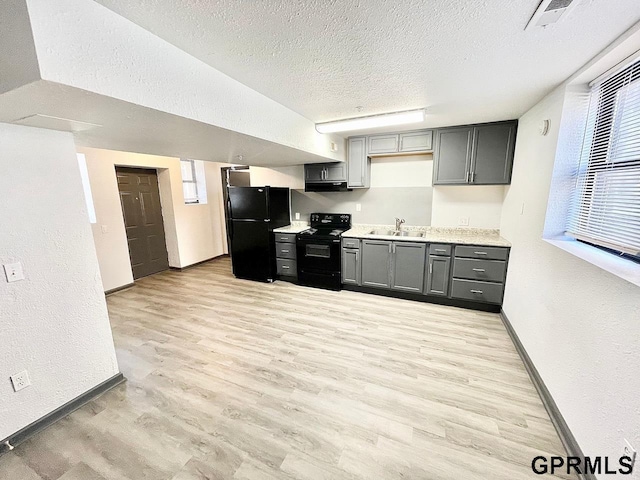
532,456,634,475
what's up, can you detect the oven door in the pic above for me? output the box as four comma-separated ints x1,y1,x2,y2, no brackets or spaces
296,238,341,273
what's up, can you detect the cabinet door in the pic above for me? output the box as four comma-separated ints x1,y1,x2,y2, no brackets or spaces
342,248,361,285
347,137,370,188
368,134,399,155
391,242,426,293
325,163,347,181
361,240,392,289
305,164,325,182
399,130,433,152
425,255,451,296
470,123,516,185
433,127,473,185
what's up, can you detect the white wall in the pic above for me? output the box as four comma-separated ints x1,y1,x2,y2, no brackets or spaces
500,84,640,473
23,0,343,164
0,123,119,441
80,147,228,291
431,186,506,229
250,165,305,189
254,154,505,228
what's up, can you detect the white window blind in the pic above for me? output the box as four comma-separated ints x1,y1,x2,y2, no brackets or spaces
566,58,640,257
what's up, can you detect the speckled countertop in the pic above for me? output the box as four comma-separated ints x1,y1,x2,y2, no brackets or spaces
342,224,511,247
272,222,310,234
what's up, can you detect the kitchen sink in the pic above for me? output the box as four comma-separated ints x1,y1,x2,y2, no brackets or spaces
396,231,425,238
368,229,425,238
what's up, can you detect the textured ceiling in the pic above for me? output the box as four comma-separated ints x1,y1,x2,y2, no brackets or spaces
94,0,640,129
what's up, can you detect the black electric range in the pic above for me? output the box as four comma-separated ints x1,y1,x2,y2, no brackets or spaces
296,213,352,291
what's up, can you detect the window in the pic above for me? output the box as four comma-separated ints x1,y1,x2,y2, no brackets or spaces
77,153,97,223
566,58,640,259
180,159,207,204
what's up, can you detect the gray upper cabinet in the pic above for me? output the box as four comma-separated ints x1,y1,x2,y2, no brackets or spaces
425,255,451,296
305,164,325,182
390,242,426,293
347,137,370,188
433,121,517,185
368,134,399,155
399,130,433,153
304,163,347,183
470,123,516,185
325,163,347,181
361,240,392,289
433,127,473,184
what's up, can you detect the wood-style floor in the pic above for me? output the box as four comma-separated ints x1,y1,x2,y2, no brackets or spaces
1,257,572,480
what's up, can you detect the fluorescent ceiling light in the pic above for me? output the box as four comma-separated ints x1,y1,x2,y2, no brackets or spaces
316,109,425,134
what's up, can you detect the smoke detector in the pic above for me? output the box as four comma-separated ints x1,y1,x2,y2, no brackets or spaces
525,0,580,30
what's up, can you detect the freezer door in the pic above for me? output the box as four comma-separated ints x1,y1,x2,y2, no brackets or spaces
229,220,273,282
228,187,269,220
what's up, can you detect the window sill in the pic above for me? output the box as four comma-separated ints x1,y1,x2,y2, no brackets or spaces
544,236,640,288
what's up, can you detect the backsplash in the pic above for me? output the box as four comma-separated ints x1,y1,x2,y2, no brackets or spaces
291,187,432,225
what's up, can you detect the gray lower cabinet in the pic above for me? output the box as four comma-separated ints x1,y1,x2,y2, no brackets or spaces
347,137,370,188
275,233,297,279
342,247,361,285
390,242,426,293
361,240,392,288
425,255,451,296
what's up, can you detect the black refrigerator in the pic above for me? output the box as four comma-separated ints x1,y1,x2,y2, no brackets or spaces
227,186,290,282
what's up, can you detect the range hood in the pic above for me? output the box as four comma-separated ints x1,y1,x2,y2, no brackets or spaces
305,181,348,192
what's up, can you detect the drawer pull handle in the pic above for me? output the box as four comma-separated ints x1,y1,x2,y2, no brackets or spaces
472,268,486,272
474,251,488,255
470,289,483,294
435,249,447,252
282,265,290,269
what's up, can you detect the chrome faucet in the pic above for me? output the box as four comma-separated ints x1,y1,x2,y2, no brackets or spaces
395,217,405,232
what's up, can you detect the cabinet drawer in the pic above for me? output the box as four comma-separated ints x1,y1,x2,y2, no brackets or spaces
453,258,506,283
454,245,509,261
429,244,452,256
451,279,504,304
275,233,296,243
275,242,296,259
276,258,297,277
342,238,360,249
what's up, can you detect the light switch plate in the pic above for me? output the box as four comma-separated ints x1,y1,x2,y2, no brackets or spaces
3,262,25,283
458,217,470,226
101,225,108,234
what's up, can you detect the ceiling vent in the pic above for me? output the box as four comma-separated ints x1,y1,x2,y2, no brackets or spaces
525,0,579,30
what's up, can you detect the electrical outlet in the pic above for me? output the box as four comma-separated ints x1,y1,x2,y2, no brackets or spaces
356,203,362,212
295,212,300,220
10,370,30,392
458,216,470,226
623,439,637,468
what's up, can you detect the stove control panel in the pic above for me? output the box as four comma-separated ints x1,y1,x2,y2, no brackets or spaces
309,213,352,228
